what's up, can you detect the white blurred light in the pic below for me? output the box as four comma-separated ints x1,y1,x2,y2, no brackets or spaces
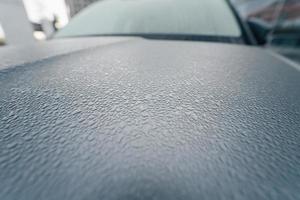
23,0,69,27
0,23,6,45
0,23,5,38
33,31,46,40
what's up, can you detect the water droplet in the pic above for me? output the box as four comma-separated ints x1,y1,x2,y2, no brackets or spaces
190,112,198,120
139,104,147,111
145,94,152,100
176,106,183,110
7,141,18,149
23,135,32,141
72,109,81,115
54,94,61,99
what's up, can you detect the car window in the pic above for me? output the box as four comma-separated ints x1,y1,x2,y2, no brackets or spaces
55,0,242,39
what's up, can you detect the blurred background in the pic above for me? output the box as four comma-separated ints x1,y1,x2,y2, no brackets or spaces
0,0,299,62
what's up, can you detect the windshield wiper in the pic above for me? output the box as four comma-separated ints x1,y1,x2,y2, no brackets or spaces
55,33,244,44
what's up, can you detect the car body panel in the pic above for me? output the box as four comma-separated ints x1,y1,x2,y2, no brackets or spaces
0,38,300,200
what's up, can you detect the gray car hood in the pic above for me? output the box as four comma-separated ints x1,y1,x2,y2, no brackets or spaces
0,37,300,200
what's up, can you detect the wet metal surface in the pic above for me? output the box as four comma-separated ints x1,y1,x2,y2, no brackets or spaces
0,38,300,200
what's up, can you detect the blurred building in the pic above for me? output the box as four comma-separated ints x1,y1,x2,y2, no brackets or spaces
231,0,277,18
231,0,300,64
248,0,300,28
233,0,300,41
0,0,35,45
231,0,300,28
65,0,98,17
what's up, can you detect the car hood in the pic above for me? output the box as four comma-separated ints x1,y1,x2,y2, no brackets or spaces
0,37,300,200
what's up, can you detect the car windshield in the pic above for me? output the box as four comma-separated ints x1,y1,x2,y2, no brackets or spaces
55,0,244,43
